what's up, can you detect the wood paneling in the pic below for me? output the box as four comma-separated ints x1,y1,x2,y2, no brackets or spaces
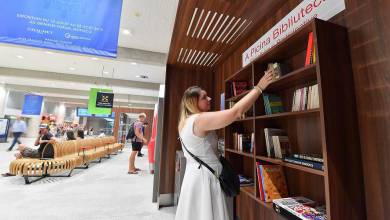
214,0,390,219
167,0,285,68
158,65,214,194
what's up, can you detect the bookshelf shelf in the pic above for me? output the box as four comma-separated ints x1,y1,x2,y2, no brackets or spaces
236,116,255,122
254,109,319,120
256,156,324,176
226,148,254,158
226,90,250,102
266,64,317,92
224,19,365,220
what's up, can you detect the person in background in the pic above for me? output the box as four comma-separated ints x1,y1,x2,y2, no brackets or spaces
7,116,27,151
14,124,56,159
89,128,94,136
65,131,76,140
77,129,84,139
128,113,148,174
137,122,148,157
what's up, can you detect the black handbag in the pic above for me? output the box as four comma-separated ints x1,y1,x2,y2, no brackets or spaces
179,137,240,197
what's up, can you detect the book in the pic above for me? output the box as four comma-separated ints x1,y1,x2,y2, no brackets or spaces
272,135,291,159
292,84,319,111
292,154,324,163
263,93,284,115
232,81,249,96
273,197,327,220
238,174,254,186
257,164,288,202
267,62,290,79
305,32,314,66
264,128,285,157
256,162,265,201
284,156,324,171
233,132,254,152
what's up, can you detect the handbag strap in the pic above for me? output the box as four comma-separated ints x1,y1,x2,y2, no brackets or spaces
178,136,219,178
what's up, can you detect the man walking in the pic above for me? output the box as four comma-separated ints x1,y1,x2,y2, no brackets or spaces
7,116,27,151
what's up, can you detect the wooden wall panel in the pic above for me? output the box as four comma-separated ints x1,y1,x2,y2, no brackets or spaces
158,65,214,194
214,0,390,219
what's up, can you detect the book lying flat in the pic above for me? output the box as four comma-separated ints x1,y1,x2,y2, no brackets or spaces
273,197,327,220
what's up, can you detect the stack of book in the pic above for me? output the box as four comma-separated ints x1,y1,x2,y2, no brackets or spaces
256,163,288,202
292,84,319,112
263,93,284,115
305,32,316,66
273,197,327,220
283,154,324,171
264,128,291,159
232,132,254,153
229,81,249,97
238,174,254,186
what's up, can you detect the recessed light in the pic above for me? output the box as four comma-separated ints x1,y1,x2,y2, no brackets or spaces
131,62,137,65
122,29,132,35
69,67,76,71
103,71,110,74
91,57,99,60
70,82,75,86
16,55,24,59
136,75,148,79
45,51,54,55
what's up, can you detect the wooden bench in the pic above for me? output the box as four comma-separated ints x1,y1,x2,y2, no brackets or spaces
8,136,124,184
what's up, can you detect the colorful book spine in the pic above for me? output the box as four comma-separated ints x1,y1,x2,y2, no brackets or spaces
305,32,314,66
256,162,265,201
284,156,324,171
292,154,324,163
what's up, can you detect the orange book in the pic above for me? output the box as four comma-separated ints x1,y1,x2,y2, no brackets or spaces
259,165,288,202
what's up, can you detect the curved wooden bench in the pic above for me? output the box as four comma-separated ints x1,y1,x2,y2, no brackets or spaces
8,136,122,184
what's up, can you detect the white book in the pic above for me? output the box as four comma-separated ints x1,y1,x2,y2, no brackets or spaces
264,128,285,157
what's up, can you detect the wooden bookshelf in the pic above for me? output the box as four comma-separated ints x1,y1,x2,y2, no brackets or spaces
226,148,254,158
226,90,250,102
224,19,365,220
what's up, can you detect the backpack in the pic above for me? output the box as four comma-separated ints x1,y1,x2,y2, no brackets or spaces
126,122,136,140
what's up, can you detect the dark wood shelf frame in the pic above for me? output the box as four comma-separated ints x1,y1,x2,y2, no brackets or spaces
224,19,366,220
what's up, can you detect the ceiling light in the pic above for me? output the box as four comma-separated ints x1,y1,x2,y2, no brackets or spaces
69,67,76,71
91,57,99,60
16,55,24,59
70,82,75,86
103,71,110,74
136,75,148,79
45,51,54,55
122,29,132,35
131,62,137,65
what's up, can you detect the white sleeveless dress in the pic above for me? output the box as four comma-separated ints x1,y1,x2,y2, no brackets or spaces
175,114,231,220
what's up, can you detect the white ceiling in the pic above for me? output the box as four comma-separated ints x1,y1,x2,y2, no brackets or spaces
118,0,179,53
0,44,166,84
0,0,180,106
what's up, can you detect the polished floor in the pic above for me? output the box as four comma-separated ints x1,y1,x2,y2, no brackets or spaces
0,138,176,220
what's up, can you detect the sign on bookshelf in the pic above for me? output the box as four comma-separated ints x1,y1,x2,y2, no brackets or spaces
242,0,346,67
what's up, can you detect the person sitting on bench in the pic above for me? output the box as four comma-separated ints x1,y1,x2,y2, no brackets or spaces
14,124,56,159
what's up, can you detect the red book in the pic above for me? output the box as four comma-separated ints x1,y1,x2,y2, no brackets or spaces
232,81,248,96
256,162,265,201
305,32,314,66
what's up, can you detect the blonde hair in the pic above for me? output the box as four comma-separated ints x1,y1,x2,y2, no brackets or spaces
178,86,202,132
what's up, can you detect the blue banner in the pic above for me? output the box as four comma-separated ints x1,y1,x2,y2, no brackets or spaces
0,0,123,57
22,95,43,115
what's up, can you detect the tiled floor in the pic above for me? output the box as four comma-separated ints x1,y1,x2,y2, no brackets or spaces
0,138,176,220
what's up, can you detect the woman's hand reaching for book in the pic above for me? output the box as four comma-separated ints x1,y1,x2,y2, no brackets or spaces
257,69,276,91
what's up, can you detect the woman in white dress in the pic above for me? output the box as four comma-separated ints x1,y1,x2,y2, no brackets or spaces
175,70,275,220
